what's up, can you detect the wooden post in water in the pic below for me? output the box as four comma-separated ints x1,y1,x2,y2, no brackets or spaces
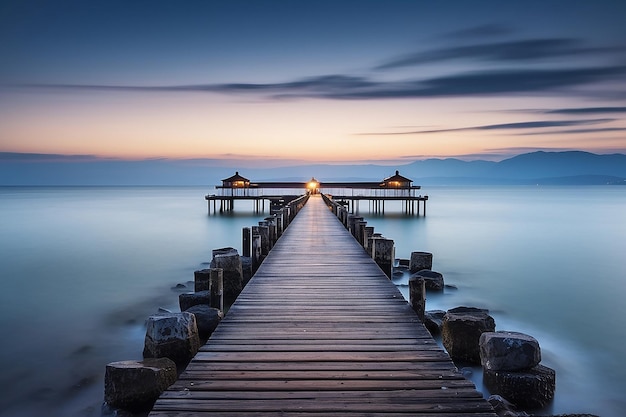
371,237,394,279
409,276,426,322
363,226,375,251
251,227,262,273
257,223,270,256
276,213,283,238
210,268,224,312
242,227,251,257
282,207,290,229
194,269,210,292
349,216,363,239
357,220,367,247
265,217,277,249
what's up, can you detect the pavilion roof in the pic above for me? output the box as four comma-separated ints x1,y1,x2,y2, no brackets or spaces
221,171,250,183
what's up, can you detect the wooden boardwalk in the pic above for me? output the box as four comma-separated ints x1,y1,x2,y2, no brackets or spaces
150,195,495,416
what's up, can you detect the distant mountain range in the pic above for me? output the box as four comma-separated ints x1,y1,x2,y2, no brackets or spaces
1,151,625,186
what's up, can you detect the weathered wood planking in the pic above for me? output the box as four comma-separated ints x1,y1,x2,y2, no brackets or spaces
150,195,495,416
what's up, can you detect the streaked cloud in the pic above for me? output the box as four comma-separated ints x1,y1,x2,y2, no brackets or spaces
517,127,626,136
357,119,614,136
542,106,626,115
442,24,516,40
375,38,623,70
13,64,626,100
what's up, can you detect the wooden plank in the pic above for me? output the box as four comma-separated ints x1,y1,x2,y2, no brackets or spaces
149,195,495,416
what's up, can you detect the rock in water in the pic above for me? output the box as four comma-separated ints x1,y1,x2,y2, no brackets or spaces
410,269,444,291
185,305,223,340
480,331,541,371
210,247,243,301
483,364,556,409
143,312,200,367
104,358,177,412
179,291,211,311
423,310,446,335
442,306,495,363
409,251,433,273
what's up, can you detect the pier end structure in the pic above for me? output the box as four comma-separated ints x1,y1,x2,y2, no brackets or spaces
205,170,428,215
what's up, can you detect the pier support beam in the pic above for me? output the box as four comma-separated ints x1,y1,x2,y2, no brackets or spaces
371,237,395,279
409,277,426,322
209,268,224,312
251,228,262,273
242,227,251,257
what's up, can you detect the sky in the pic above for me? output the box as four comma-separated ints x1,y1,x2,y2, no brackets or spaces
1,0,626,165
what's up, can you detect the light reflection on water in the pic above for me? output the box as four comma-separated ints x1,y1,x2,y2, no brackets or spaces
0,185,624,417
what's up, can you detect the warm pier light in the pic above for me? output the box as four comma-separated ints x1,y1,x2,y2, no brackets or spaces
307,177,320,193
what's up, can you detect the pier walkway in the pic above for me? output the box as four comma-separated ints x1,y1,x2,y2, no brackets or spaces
150,195,495,416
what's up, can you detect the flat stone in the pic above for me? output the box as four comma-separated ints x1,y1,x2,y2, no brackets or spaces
480,331,541,371
104,358,177,412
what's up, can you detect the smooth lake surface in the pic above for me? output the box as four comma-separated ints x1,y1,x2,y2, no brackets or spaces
0,186,624,417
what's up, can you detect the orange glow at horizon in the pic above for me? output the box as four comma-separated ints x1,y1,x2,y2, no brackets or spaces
1,91,623,163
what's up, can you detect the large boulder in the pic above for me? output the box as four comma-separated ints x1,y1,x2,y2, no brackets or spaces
442,306,496,363
409,251,433,273
480,331,541,371
483,364,556,409
179,291,211,311
143,312,200,367
104,358,177,412
423,310,446,335
210,247,243,301
410,270,444,291
186,304,223,340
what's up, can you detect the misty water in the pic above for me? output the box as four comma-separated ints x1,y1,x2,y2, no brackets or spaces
0,185,624,417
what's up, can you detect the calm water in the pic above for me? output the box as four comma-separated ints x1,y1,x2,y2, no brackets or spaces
0,186,624,417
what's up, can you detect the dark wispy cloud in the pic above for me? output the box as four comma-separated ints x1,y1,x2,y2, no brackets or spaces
325,66,626,99
375,38,624,70
0,152,104,162
542,106,626,115
442,24,515,40
357,118,614,136
11,65,626,100
517,127,626,136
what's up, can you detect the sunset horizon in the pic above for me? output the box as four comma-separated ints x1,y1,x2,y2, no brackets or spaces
2,0,626,168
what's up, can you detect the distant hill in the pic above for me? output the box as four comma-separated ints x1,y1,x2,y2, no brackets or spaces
1,151,625,186
401,151,626,185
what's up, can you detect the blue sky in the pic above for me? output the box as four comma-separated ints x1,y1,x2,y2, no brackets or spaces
1,0,625,164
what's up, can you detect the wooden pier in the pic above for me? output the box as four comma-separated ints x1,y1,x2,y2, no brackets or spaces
205,170,428,216
150,195,494,416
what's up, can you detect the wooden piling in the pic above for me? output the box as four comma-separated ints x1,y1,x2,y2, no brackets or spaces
193,269,210,292
356,220,367,247
371,237,394,279
265,217,277,248
209,268,224,312
251,228,262,273
363,226,375,251
257,223,270,256
409,276,426,322
242,227,251,257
